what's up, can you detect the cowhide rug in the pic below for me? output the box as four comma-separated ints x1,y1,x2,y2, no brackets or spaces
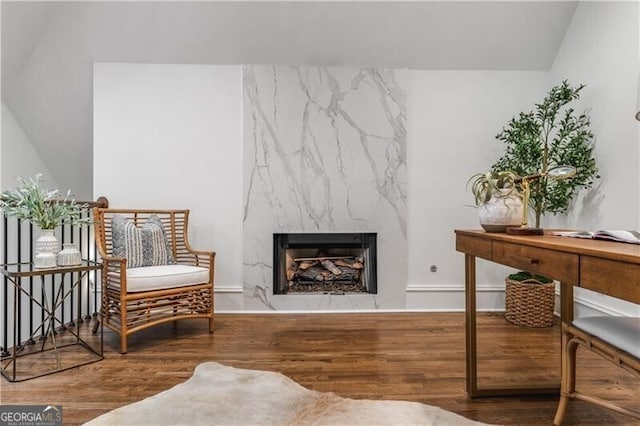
85,362,493,425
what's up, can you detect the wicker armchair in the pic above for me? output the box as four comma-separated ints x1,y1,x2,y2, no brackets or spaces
93,208,215,353
553,317,640,424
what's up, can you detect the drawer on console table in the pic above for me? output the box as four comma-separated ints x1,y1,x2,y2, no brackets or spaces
456,234,493,260
493,241,579,284
580,256,640,304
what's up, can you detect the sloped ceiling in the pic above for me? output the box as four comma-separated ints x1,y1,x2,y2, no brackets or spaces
1,1,578,198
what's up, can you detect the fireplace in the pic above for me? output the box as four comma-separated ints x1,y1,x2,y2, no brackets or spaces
273,233,377,295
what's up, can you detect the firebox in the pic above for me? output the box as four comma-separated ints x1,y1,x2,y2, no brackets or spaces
273,233,377,295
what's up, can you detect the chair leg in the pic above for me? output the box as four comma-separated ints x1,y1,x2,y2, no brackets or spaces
120,296,128,353
554,395,570,425
120,335,128,354
554,331,579,425
209,317,214,333
567,342,578,395
567,339,579,395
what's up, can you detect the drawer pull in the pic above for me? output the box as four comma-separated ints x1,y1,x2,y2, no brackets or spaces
513,255,540,265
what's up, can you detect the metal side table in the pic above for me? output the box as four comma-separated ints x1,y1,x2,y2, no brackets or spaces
1,261,104,382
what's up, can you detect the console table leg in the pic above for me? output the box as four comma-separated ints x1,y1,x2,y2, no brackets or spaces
560,281,574,324
465,253,478,397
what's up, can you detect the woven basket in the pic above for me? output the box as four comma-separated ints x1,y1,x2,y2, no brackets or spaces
505,277,555,328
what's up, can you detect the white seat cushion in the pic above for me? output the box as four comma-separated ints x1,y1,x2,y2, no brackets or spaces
573,316,640,359
121,264,210,293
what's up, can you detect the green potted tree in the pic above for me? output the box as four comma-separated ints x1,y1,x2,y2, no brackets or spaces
491,80,599,228
0,174,89,268
490,81,599,327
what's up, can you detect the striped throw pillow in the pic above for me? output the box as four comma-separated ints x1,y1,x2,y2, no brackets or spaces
112,215,169,268
145,214,175,264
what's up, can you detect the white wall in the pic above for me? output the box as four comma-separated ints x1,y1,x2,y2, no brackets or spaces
1,102,58,191
548,0,639,317
1,102,60,330
406,71,549,310
406,0,639,315
549,0,639,231
93,63,243,303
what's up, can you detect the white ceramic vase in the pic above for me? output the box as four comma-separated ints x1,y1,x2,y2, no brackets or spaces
34,229,59,268
478,191,523,233
57,242,82,266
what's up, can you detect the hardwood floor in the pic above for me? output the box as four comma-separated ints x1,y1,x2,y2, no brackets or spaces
1,312,638,425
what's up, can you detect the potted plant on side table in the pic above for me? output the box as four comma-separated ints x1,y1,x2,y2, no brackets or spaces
0,174,90,268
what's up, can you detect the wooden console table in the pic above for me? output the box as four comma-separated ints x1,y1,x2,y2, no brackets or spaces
455,229,639,398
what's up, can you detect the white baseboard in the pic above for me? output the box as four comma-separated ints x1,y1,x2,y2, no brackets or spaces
404,283,638,317
95,281,637,317
214,285,244,293
405,283,503,312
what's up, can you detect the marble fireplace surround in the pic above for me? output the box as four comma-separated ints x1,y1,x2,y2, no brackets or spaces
243,65,408,311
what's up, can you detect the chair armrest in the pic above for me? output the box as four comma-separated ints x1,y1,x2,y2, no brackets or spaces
175,249,216,269
101,255,128,293
101,255,126,264
188,249,216,258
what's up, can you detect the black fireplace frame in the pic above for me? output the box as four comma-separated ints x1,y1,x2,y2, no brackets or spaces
273,233,377,294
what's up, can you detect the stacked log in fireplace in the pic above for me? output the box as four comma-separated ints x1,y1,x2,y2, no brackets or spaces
285,252,366,293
